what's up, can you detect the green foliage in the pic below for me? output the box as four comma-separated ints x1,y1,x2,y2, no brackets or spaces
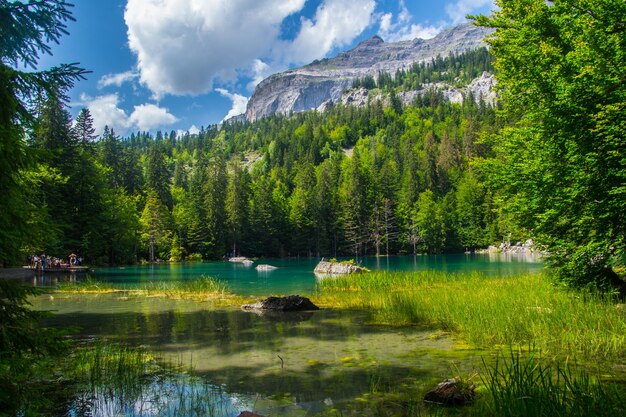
0,0,86,265
0,279,69,414
475,1,626,291
140,190,172,261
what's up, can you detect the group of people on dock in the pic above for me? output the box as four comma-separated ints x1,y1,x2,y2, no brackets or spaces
29,253,82,271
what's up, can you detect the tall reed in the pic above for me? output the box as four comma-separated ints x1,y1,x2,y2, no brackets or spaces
317,271,626,360
477,350,625,417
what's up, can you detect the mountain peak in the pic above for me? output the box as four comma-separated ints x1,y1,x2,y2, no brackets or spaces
246,23,493,121
357,35,384,47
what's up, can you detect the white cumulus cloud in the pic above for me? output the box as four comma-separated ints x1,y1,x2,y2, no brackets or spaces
216,88,249,121
124,0,377,98
97,70,139,89
129,104,179,132
445,0,494,24
379,1,442,42
79,93,130,134
124,0,307,98
248,59,272,90
283,0,376,65
78,93,177,134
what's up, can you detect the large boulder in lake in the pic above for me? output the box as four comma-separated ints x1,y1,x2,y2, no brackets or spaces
314,258,366,275
242,295,319,312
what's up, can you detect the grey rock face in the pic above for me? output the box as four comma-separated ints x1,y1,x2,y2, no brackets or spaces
246,23,493,121
467,71,497,105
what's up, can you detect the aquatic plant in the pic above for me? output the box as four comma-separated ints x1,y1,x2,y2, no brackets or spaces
56,276,118,292
65,343,240,417
477,350,625,417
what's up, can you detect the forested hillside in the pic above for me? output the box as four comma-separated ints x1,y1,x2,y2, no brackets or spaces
6,49,507,265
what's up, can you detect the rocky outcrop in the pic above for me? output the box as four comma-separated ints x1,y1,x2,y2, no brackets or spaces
229,256,250,262
246,24,492,121
314,259,366,275
242,295,320,312
477,239,542,255
467,71,497,105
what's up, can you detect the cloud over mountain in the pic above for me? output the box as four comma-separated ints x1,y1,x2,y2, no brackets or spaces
124,0,377,99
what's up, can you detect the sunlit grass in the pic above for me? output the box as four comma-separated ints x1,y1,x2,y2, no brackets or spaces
316,271,626,360
56,275,249,305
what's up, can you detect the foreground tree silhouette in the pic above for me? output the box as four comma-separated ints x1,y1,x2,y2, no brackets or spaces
0,0,86,265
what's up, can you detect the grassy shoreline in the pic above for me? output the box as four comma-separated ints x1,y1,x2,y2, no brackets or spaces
21,271,626,415
316,271,626,362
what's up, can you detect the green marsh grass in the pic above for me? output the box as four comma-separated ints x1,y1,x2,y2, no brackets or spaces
316,271,626,360
477,350,625,417
56,275,248,305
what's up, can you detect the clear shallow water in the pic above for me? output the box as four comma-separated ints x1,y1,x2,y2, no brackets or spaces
29,253,543,296
34,294,484,416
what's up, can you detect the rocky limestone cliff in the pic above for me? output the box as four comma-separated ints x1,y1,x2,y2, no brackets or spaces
246,23,493,121
315,71,496,113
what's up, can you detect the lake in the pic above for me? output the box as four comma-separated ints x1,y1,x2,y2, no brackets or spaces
30,252,543,295
28,253,544,416
34,293,487,416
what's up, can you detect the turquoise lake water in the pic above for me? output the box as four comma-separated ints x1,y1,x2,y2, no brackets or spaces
28,252,545,416
33,252,543,295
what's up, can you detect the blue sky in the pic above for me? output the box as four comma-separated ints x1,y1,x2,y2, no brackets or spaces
36,0,494,136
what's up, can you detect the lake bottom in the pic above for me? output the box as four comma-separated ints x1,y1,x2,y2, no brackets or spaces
35,294,484,416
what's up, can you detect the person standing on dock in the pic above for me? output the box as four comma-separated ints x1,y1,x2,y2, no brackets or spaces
69,253,77,268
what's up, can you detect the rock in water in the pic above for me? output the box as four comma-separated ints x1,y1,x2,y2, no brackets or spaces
314,259,365,275
423,378,475,406
242,295,319,312
236,412,264,417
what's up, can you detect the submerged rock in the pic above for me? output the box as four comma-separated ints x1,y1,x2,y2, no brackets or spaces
236,412,264,417
423,378,475,406
242,295,319,312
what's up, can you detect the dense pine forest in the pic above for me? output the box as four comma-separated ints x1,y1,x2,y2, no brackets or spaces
9,49,506,266
1,0,624,292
